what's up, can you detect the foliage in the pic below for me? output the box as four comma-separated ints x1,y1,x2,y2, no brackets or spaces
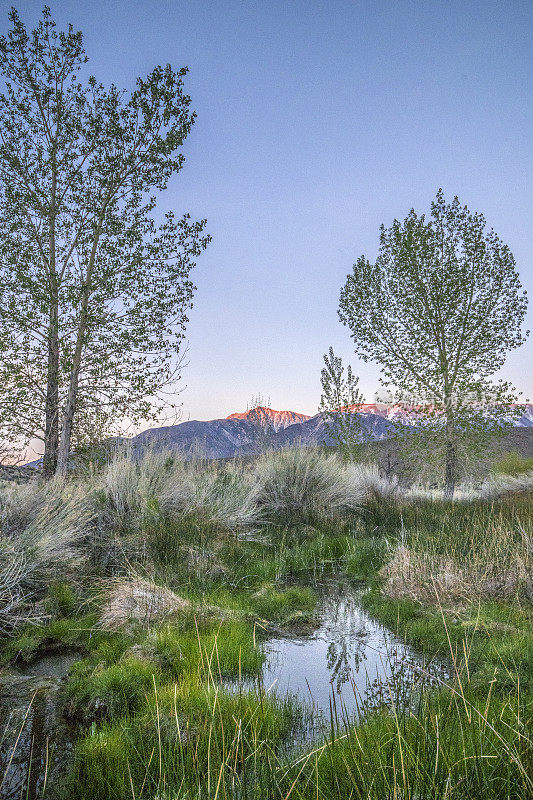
0,7,210,474
338,190,528,496
319,346,368,461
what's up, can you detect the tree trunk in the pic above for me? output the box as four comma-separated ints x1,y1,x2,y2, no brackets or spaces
55,349,80,476
444,406,457,499
56,220,103,476
42,164,59,478
42,300,59,477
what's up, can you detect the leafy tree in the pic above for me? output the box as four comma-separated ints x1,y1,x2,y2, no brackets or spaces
0,7,210,475
338,190,528,496
319,347,367,461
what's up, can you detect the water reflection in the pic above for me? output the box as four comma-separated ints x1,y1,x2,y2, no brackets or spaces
261,585,446,722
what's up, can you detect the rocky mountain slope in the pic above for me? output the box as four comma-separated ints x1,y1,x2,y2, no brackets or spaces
131,404,533,459
226,406,310,431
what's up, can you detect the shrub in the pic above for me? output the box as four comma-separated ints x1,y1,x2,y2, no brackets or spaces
254,448,364,524
186,464,260,533
98,446,191,532
0,483,91,630
493,450,533,477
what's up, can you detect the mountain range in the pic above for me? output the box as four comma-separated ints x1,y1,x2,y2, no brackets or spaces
131,404,533,460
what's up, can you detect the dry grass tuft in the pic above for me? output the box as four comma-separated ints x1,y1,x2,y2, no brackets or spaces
0,482,92,630
381,510,532,605
100,446,191,530
187,464,261,533
100,577,190,630
404,470,533,502
253,448,365,523
348,464,400,499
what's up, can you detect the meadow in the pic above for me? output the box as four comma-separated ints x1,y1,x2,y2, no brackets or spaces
0,446,532,799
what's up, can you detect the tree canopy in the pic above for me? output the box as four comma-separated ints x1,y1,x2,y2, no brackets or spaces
0,7,210,474
338,190,528,495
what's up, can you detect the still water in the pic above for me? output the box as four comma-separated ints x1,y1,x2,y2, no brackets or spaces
0,586,446,798
260,585,447,722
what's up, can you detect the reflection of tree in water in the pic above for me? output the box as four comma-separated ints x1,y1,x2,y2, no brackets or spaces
361,647,449,714
320,591,448,700
322,595,369,692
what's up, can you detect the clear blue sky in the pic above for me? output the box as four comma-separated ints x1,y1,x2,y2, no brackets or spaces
4,1,532,421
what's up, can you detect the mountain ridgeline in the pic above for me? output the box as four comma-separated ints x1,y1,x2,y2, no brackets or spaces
132,405,533,460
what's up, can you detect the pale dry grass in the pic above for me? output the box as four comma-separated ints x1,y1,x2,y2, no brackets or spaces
100,446,191,530
0,481,92,629
348,464,400,499
381,513,532,605
187,463,260,532
99,576,190,630
253,447,365,523
404,470,533,502
100,447,260,534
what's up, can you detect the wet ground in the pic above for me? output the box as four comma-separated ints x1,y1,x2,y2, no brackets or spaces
0,654,78,800
0,586,447,797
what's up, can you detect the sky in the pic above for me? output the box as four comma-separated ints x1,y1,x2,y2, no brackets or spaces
3,0,532,422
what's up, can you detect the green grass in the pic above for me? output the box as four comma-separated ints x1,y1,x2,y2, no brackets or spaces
152,618,265,679
493,450,533,476
2,613,103,664
363,590,533,692
66,656,159,724
277,687,531,800
68,684,301,800
2,469,532,800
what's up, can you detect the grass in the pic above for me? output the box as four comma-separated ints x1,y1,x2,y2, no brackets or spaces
152,618,265,679
69,684,301,800
493,450,533,476
66,656,159,724
379,493,532,605
1,450,532,799
254,448,366,524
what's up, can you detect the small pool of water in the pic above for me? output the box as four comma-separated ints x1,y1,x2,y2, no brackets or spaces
259,584,447,724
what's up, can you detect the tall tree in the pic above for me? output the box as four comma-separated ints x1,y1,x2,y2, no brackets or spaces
319,347,366,461
0,7,210,475
338,190,528,497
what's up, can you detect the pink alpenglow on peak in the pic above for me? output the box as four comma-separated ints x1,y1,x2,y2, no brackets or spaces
226,406,311,432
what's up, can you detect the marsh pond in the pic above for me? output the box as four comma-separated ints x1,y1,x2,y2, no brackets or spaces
0,583,446,799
